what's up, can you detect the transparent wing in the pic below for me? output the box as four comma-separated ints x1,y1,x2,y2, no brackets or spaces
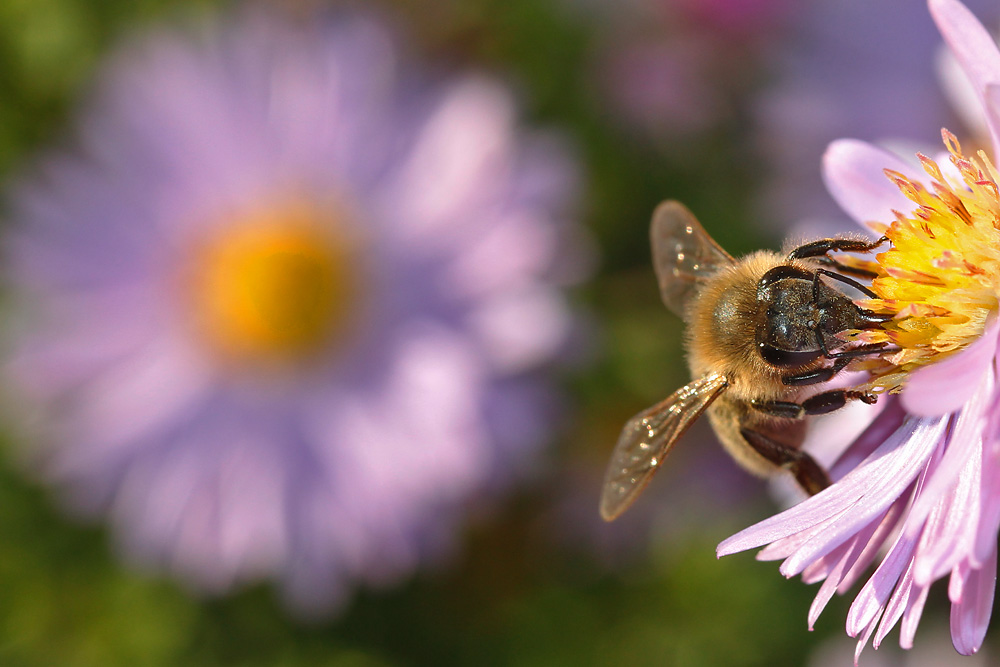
650,200,735,316
599,372,728,521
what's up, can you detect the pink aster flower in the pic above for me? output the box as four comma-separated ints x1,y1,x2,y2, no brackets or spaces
718,0,1000,659
3,9,583,614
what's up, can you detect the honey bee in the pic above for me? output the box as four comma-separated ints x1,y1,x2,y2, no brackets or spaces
600,201,892,521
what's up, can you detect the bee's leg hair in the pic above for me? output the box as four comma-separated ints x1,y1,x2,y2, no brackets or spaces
750,399,805,420
739,428,830,495
787,236,889,261
751,389,877,420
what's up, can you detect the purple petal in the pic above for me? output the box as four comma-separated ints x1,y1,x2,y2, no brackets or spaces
911,436,983,586
391,78,515,243
54,334,214,473
984,85,1000,154
807,544,853,629
950,549,997,655
830,396,906,479
756,515,846,563
821,139,922,231
806,516,885,630
902,317,1000,416
873,558,915,649
929,0,1000,152
718,417,945,563
902,370,991,592
975,425,1000,563
853,616,879,667
779,418,941,580
950,558,970,602
802,539,851,585
466,287,572,373
846,524,918,636
839,497,909,592
900,582,930,649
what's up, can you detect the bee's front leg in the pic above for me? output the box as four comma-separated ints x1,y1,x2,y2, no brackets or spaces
789,236,889,282
751,389,877,419
781,358,852,386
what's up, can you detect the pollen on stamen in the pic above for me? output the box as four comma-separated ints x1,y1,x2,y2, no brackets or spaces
856,128,1000,393
942,127,962,156
917,152,944,181
884,169,922,201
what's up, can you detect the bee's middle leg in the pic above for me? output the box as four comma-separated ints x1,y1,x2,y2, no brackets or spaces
739,427,830,495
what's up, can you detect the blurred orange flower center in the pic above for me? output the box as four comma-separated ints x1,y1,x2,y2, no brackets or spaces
189,200,357,364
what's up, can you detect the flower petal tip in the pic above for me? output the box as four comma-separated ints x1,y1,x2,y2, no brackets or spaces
715,542,736,559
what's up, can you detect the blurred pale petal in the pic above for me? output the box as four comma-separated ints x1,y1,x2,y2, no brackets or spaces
930,0,1000,150
821,139,921,232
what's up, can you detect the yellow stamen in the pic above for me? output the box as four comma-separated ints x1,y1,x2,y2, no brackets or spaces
850,129,1000,392
187,199,359,365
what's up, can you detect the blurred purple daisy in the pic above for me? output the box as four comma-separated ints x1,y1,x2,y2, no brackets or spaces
4,9,584,614
719,0,1000,659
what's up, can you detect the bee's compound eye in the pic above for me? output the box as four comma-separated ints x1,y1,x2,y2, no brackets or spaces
757,342,822,368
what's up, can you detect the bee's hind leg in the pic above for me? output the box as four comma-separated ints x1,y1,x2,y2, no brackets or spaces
739,428,830,495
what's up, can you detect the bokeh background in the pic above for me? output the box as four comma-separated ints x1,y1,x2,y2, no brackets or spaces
0,0,997,665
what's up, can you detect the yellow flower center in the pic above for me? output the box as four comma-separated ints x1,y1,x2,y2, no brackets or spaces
844,130,1000,392
187,199,359,365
